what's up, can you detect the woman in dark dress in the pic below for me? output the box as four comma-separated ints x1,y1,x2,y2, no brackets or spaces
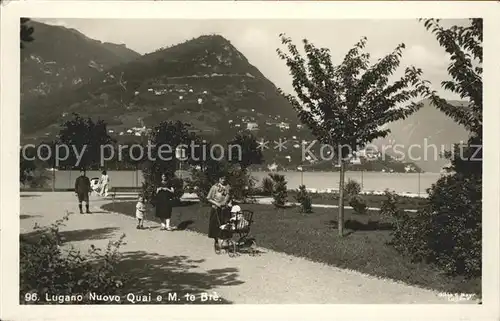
206,175,231,251
155,173,175,231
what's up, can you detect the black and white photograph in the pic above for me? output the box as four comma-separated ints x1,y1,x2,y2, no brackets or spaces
1,1,499,320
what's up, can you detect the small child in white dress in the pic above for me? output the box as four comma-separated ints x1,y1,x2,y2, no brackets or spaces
136,196,148,229
220,205,248,231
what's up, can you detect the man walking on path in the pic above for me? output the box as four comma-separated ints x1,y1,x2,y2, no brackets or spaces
74,169,91,214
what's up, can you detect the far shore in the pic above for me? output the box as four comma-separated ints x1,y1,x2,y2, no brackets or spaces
20,188,428,199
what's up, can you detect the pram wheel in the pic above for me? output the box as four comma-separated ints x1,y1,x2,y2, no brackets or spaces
227,240,238,257
249,239,258,256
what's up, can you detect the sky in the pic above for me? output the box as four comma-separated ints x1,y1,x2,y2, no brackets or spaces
36,18,469,100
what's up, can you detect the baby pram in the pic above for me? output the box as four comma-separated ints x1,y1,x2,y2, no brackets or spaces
215,205,258,257
90,177,101,194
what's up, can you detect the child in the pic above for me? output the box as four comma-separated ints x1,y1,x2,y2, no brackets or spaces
136,196,148,229
220,205,248,231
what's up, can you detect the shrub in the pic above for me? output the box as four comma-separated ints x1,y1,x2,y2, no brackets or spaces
28,168,51,188
348,195,367,215
261,177,274,196
344,178,361,198
186,162,256,203
295,185,313,213
391,173,481,277
170,177,185,203
185,161,230,203
20,213,126,304
227,168,256,203
269,174,287,208
380,189,401,218
185,168,213,203
380,189,407,229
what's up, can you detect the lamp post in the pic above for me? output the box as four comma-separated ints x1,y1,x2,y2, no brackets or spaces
176,146,187,179
297,165,304,186
418,170,421,197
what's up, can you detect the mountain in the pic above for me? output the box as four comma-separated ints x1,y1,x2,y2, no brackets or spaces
21,34,300,142
375,99,470,173
21,20,140,103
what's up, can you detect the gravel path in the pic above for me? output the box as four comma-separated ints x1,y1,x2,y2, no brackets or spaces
20,192,467,304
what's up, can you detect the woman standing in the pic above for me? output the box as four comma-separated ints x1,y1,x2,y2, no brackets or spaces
206,175,231,252
155,173,175,231
99,170,110,198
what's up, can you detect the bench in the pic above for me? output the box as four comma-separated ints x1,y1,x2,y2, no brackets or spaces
110,187,142,201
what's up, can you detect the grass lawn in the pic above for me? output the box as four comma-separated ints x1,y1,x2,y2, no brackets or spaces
103,201,480,295
284,191,428,210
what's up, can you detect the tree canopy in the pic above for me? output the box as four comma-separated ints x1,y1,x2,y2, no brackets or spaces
21,18,34,49
421,19,482,137
58,113,114,170
227,131,263,170
277,34,428,236
276,34,429,159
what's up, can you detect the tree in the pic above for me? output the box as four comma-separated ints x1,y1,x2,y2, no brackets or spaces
20,18,34,49
20,150,36,185
20,18,35,184
58,113,114,170
390,19,483,277
186,133,260,203
421,19,482,178
277,34,427,236
141,121,194,200
227,131,263,171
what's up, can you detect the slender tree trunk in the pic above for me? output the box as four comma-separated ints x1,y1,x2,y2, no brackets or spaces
136,164,139,188
338,160,346,237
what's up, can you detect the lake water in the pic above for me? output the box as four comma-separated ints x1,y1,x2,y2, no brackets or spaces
49,170,440,195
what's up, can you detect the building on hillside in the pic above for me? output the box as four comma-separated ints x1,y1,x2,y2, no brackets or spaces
278,122,290,130
404,164,416,173
357,148,381,161
246,122,259,131
127,126,148,136
350,157,361,165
